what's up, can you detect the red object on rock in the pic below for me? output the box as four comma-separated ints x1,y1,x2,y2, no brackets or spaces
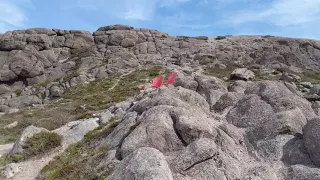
166,72,178,85
152,76,164,88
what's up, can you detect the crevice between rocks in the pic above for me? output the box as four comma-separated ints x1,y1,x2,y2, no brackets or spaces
116,120,141,161
183,155,216,171
170,112,188,147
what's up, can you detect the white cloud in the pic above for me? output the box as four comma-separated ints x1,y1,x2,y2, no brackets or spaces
123,0,156,20
227,0,320,27
0,0,32,32
158,0,191,7
71,0,191,21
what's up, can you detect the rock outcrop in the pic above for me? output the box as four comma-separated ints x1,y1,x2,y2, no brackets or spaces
0,25,320,110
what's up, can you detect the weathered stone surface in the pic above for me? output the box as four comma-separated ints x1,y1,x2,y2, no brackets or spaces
53,119,99,147
108,147,174,180
175,74,198,91
213,92,242,113
248,107,307,142
50,85,63,97
286,165,320,180
194,74,228,106
303,118,320,167
169,138,218,172
230,68,255,81
130,87,210,114
2,163,22,179
245,81,317,120
104,112,137,149
228,80,254,93
97,25,134,31
8,95,42,108
121,106,186,158
226,94,275,128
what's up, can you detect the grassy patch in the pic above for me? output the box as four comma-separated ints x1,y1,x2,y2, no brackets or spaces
0,105,78,145
0,153,24,168
300,69,320,84
15,89,22,96
40,120,119,180
63,66,170,111
62,71,80,83
23,132,62,158
204,67,236,80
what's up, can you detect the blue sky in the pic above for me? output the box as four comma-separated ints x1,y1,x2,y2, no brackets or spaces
0,0,320,39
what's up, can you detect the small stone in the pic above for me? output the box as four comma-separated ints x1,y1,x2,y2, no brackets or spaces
6,108,19,115
300,82,313,89
4,121,18,129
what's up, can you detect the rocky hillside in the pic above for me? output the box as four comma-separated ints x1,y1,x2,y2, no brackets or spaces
1,25,320,179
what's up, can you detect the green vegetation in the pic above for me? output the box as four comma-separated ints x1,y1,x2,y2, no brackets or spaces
23,132,62,158
300,69,320,84
193,36,209,40
204,67,236,80
40,120,119,180
0,132,61,167
62,72,80,83
262,35,274,38
215,36,226,40
63,66,170,111
15,89,22,96
175,36,190,41
0,153,24,167
0,106,76,145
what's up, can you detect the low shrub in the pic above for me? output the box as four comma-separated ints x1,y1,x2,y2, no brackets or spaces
23,132,62,157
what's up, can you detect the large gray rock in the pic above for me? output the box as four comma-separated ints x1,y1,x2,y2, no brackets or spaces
9,125,49,155
248,107,307,142
303,118,320,167
0,84,11,95
169,138,218,172
121,106,186,158
108,147,174,180
228,80,254,93
130,86,210,114
175,74,198,91
226,94,275,128
245,81,317,120
53,119,99,148
230,68,255,81
8,95,42,108
194,74,228,106
104,112,137,149
286,165,320,180
97,25,134,31
213,92,243,113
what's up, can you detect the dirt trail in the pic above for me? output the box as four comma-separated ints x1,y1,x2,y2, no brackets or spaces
108,70,134,91
9,148,64,180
